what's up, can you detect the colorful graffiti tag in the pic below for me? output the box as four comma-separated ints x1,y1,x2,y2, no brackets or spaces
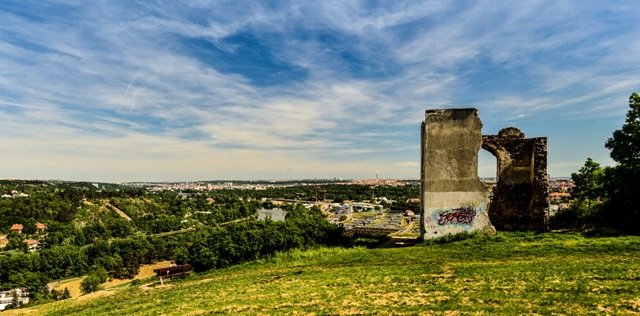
437,207,477,225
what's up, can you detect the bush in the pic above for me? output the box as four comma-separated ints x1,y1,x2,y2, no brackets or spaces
62,287,71,299
548,204,603,230
80,274,103,295
186,206,348,272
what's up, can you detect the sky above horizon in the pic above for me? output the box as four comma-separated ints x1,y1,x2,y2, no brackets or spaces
1,1,639,182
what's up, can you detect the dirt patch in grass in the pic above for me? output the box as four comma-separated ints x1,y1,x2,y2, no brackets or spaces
50,261,170,299
103,260,171,288
140,283,173,291
51,276,85,299
366,291,447,307
74,290,115,302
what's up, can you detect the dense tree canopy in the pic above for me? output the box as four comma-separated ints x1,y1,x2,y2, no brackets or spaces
0,179,371,307
0,177,422,314
606,92,640,168
571,158,605,208
557,92,640,233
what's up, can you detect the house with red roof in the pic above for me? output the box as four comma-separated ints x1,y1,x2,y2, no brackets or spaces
10,224,23,234
35,222,47,232
24,239,40,253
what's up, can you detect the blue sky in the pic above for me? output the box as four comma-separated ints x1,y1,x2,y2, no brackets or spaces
0,1,638,182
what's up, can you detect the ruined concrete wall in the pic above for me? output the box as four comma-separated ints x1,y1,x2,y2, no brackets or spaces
482,128,549,231
420,109,495,240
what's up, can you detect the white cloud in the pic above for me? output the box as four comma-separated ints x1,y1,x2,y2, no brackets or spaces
0,1,639,180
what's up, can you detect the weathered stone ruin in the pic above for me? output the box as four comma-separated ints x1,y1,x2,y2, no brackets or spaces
420,108,549,240
482,128,549,231
420,109,496,239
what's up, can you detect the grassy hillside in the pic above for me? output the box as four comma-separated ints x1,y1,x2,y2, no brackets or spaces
9,233,640,315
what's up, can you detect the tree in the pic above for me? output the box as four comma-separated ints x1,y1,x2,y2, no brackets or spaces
10,290,19,308
606,92,640,168
50,288,61,300
80,274,103,295
5,233,27,252
571,158,605,208
62,287,71,299
601,92,640,232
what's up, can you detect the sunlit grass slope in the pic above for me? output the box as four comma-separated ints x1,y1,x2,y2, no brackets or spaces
15,233,640,315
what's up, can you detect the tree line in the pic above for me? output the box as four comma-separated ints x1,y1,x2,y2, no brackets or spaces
0,204,346,304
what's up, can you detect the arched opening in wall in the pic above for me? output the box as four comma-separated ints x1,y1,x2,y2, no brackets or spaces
479,147,500,228
478,149,498,188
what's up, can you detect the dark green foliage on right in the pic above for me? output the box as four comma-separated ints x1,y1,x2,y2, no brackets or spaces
554,92,640,233
606,92,640,168
601,92,640,232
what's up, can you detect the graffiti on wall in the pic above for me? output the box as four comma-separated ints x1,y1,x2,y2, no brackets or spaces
436,207,478,225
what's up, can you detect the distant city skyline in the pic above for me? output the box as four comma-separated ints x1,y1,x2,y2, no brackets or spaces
1,1,638,182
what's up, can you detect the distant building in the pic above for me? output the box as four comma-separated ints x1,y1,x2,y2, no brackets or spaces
177,192,192,200
35,222,47,232
24,239,39,252
336,206,352,215
10,224,23,234
549,192,571,203
0,288,30,310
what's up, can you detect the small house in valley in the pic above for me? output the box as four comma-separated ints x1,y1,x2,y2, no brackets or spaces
35,222,47,233
24,239,40,252
10,224,23,234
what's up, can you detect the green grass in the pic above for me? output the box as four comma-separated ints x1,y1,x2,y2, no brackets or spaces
17,233,640,315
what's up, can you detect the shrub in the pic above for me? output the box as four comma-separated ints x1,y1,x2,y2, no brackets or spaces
80,274,103,295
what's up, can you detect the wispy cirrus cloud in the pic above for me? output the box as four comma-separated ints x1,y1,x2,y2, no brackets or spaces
0,1,638,181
